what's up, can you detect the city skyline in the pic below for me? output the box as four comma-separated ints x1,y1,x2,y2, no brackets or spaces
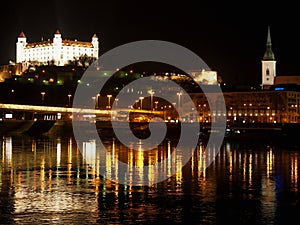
1,3,300,224
0,1,299,85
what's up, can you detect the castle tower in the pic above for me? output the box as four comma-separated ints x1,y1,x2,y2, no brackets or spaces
16,31,27,63
261,26,276,89
53,29,62,65
91,33,99,59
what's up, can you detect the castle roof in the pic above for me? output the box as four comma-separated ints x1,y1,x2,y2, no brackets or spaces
25,39,94,48
20,30,97,48
25,41,53,48
62,40,93,47
18,31,26,38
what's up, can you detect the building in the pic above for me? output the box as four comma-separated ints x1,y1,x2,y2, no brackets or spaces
16,30,99,66
275,76,300,86
0,61,24,82
261,26,276,89
187,26,300,124
189,69,219,85
188,89,300,124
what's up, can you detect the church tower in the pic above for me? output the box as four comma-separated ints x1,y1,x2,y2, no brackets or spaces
261,26,276,89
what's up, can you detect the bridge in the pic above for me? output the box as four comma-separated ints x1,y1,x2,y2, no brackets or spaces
0,103,163,121
0,103,165,136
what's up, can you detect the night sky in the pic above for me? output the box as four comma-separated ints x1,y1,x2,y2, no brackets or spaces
0,1,299,85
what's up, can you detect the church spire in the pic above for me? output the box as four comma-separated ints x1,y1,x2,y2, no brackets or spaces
263,26,275,60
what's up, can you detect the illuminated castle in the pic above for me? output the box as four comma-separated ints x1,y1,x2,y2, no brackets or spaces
16,29,99,66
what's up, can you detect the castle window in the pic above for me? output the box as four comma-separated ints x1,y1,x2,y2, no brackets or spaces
266,69,270,76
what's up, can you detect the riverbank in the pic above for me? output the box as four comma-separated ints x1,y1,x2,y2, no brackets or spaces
0,120,73,137
1,120,300,147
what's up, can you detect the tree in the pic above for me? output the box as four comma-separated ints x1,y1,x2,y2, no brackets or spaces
78,54,96,68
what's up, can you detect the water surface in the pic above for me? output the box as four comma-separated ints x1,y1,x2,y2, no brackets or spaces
0,134,299,224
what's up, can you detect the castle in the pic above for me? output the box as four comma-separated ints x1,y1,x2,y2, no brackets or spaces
16,29,99,66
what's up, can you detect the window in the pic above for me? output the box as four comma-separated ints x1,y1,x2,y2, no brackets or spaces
266,69,270,76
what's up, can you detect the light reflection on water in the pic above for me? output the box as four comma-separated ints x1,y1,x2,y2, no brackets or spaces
0,135,300,224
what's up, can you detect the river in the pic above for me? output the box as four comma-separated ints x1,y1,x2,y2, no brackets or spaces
0,133,299,224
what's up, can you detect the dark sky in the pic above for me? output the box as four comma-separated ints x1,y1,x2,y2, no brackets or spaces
1,1,299,85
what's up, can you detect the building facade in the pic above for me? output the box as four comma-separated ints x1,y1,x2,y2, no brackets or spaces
16,30,99,66
188,90,300,124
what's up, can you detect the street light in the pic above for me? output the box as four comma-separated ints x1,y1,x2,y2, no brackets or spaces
41,92,45,105
139,97,144,110
96,94,100,108
177,92,182,108
150,91,155,110
11,89,15,103
155,101,158,110
115,98,119,108
107,95,112,109
92,96,96,108
68,93,72,107
135,100,139,109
